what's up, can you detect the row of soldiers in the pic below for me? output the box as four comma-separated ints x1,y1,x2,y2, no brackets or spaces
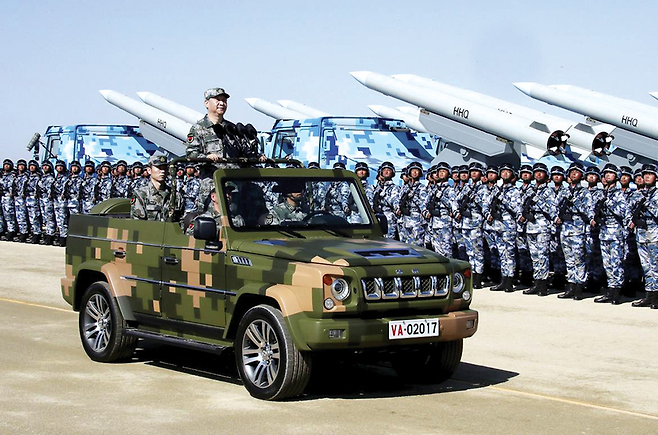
366,159,658,310
0,158,202,246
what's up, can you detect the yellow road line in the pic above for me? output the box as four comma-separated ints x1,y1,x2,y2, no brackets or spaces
0,296,74,314
454,379,658,420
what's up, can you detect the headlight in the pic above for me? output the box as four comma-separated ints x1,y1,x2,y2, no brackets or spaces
452,272,465,293
330,278,350,301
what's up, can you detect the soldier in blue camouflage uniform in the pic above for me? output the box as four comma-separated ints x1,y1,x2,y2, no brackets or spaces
630,164,658,309
557,162,594,300
423,167,437,249
52,160,69,246
489,163,522,292
424,162,455,257
453,165,471,261
81,161,97,214
396,162,428,247
349,162,374,224
516,164,535,286
183,162,201,215
66,161,83,216
38,161,56,245
25,160,42,244
522,163,557,296
549,166,569,290
324,162,351,220
372,161,400,239
95,161,113,204
128,162,147,199
111,160,130,199
0,159,17,241
305,162,324,212
482,165,501,285
585,166,605,293
593,164,631,304
13,159,29,242
396,166,410,240
456,162,489,287
619,166,643,295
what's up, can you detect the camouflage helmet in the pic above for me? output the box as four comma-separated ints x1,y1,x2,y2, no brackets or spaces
407,161,423,174
131,161,143,169
435,161,451,172
567,161,585,175
634,168,644,178
332,161,346,170
100,160,111,169
428,164,439,175
41,160,53,170
148,153,169,167
641,163,657,176
28,159,38,167
458,164,469,174
468,161,484,174
620,166,633,177
185,161,196,169
307,161,320,169
585,166,601,177
532,162,548,174
354,162,370,176
451,165,460,174
116,160,127,168
602,163,620,178
486,165,498,175
550,166,565,177
498,162,515,175
70,160,81,169
3,158,13,167
84,160,95,169
16,159,27,167
204,87,230,100
519,164,533,175
55,159,66,168
378,161,395,175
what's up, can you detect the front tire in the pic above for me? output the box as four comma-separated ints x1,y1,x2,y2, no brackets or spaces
79,281,136,362
392,339,463,384
235,304,311,400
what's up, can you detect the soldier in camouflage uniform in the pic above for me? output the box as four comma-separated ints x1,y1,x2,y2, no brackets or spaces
182,162,201,215
52,160,69,246
0,159,17,241
549,166,569,290
324,162,351,220
452,165,470,260
372,161,400,240
456,162,489,287
265,180,310,225
619,165,643,294
397,161,428,247
111,160,130,199
66,161,83,216
424,162,455,257
521,163,556,296
128,162,148,198
516,164,535,286
556,162,594,300
585,166,605,293
630,164,658,309
489,163,522,292
13,159,29,242
305,162,324,212
593,164,630,304
95,161,113,204
186,180,243,235
81,161,97,214
38,161,56,245
349,162,374,224
25,160,42,244
482,165,500,284
131,153,183,221
396,166,410,241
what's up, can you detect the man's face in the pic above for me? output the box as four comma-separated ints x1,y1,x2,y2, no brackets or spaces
644,173,656,185
552,174,564,184
356,169,368,180
451,172,459,181
500,169,513,182
635,175,644,186
3,163,11,172
409,168,421,180
17,163,26,173
438,169,449,181
381,168,393,180
71,166,80,174
487,172,499,183
569,170,582,183
29,164,37,173
150,164,167,183
586,174,599,185
56,165,65,174
521,172,532,182
101,166,110,175
620,174,631,186
134,167,143,177
459,172,469,182
604,172,617,185
85,166,94,174
534,171,547,183
117,165,126,175
205,96,228,117
470,170,481,181
186,167,195,177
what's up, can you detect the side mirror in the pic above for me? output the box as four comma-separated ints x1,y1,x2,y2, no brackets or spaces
193,216,219,241
375,213,388,235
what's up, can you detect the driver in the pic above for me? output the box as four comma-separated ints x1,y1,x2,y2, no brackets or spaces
263,180,309,225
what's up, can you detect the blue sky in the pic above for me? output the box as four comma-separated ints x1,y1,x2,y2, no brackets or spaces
1,0,656,161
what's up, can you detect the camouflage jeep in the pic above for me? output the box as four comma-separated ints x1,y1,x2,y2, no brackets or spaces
61,161,478,400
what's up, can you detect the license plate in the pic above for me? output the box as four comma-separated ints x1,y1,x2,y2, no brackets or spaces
389,318,439,340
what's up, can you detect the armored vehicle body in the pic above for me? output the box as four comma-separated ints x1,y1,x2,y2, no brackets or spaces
62,163,478,400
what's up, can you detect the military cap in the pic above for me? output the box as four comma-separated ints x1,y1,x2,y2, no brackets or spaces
451,165,460,174
486,165,498,175
585,166,601,176
428,164,438,175
458,164,469,174
148,153,169,167
55,159,66,167
468,161,484,173
550,166,565,176
16,159,27,166
185,161,196,169
204,87,230,100
641,163,657,176
378,161,395,174
116,160,127,168
70,160,81,168
41,160,53,169
28,159,38,167
131,161,143,169
100,160,112,169
332,162,346,170
436,161,451,172
634,168,644,178
519,164,533,174
602,163,620,177
224,181,237,193
620,166,633,177
176,162,185,171
354,162,370,175
567,161,585,174
3,158,13,166
84,160,96,169
308,161,321,169
533,162,549,173
408,161,424,172
499,162,515,174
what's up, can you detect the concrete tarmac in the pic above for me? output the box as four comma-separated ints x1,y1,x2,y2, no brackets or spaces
0,241,657,434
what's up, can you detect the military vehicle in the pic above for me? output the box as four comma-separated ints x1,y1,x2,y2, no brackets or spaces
61,159,478,400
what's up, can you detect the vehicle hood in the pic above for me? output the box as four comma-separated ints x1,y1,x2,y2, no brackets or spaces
231,237,449,266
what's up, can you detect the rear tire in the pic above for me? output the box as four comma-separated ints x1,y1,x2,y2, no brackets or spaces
392,339,463,384
79,281,137,362
235,304,311,400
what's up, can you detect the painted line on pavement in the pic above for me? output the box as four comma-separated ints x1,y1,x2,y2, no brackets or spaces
0,296,74,314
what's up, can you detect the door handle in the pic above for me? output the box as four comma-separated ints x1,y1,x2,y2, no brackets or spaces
163,256,179,265
113,250,126,259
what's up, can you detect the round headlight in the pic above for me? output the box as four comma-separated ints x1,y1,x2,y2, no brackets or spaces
452,272,465,293
323,298,336,310
462,290,471,301
331,278,350,301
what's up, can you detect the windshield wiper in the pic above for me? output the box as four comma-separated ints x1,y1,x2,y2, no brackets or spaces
321,228,350,238
277,229,305,239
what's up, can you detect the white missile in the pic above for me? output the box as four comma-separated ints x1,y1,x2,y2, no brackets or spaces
367,105,429,133
277,100,331,118
136,92,204,124
550,85,658,118
392,74,613,156
245,98,307,120
514,82,658,143
99,90,191,147
351,71,558,157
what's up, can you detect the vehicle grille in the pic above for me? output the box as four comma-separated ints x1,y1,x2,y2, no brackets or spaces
360,275,450,301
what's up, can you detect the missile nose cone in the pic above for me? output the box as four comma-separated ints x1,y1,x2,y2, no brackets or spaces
99,90,112,99
512,82,536,95
136,91,148,101
350,71,372,84
244,98,259,107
